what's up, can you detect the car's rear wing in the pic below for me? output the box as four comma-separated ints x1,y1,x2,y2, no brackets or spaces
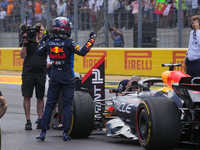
172,77,200,120
178,77,200,91
162,63,181,71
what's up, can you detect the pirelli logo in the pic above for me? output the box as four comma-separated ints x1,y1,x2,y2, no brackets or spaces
173,51,186,72
124,51,152,70
83,51,107,68
13,50,24,66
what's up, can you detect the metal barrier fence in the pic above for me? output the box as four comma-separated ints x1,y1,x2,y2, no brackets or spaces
0,0,193,48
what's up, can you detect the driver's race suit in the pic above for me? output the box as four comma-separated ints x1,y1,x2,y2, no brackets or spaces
36,34,96,133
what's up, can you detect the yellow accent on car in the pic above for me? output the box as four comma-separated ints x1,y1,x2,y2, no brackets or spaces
140,101,150,115
68,115,74,135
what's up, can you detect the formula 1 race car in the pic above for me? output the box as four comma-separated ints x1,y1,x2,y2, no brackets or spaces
49,63,200,149
94,63,200,150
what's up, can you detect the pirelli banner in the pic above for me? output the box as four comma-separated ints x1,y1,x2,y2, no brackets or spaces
0,48,187,76
0,48,23,70
74,48,187,76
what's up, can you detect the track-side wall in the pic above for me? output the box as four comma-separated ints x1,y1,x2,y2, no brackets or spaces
0,48,187,76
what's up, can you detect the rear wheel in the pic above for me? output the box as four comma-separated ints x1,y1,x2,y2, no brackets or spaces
69,91,94,138
136,97,181,150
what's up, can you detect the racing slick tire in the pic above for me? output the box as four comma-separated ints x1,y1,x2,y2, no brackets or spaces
69,91,94,138
136,97,181,150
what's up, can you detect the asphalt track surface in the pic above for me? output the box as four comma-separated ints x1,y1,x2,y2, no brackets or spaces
0,76,200,150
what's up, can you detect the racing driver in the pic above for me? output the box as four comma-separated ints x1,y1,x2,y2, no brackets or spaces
36,17,96,141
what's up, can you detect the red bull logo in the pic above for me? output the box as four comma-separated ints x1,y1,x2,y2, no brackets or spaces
86,42,92,49
85,39,94,50
50,47,64,53
49,53,66,59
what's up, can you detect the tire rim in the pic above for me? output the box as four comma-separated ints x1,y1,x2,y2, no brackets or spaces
137,106,149,142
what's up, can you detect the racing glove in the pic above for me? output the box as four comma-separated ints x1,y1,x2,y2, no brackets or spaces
89,32,96,39
42,29,50,42
83,32,96,51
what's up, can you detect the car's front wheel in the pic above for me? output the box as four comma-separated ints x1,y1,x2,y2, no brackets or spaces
69,91,94,138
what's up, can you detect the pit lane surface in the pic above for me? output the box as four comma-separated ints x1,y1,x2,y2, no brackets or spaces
0,83,199,150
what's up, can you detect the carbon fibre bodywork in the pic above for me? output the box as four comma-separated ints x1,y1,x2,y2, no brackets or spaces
103,64,200,149
111,83,182,135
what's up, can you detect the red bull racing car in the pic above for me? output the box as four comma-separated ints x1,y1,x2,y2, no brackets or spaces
50,63,200,150
97,63,200,150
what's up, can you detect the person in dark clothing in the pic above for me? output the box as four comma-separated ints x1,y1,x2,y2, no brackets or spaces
20,23,47,130
36,17,96,141
117,75,141,96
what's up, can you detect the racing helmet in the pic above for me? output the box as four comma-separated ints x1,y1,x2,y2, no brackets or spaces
52,17,73,37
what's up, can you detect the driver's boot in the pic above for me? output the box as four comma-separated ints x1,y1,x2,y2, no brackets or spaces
63,132,71,141
36,130,46,141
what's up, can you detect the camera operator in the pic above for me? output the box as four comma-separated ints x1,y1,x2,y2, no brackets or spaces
185,15,200,77
35,17,96,141
20,23,47,130
109,25,124,47
117,75,141,96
